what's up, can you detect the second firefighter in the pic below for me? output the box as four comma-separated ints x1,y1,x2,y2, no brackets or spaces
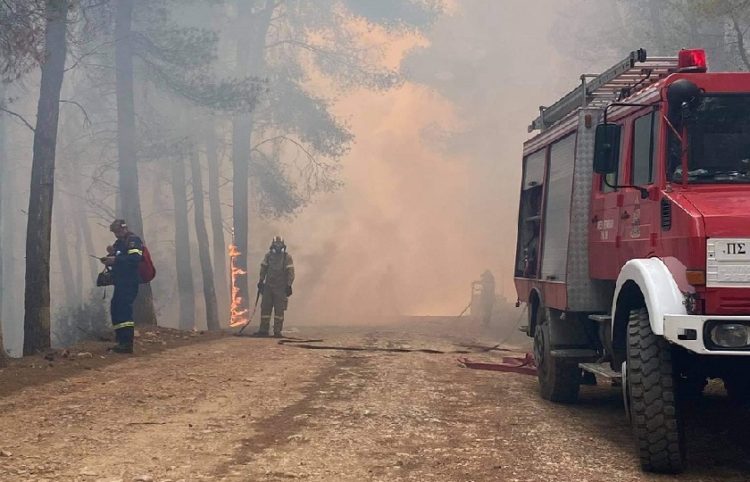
255,236,295,337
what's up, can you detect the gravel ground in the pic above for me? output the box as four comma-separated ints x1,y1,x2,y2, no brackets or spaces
0,319,748,481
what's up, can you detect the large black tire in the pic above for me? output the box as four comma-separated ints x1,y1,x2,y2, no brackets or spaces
533,309,580,403
626,307,685,473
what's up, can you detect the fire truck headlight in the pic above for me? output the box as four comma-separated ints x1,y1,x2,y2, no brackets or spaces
709,323,750,348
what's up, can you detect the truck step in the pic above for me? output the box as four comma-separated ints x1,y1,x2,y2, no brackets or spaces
550,349,599,359
579,362,621,380
588,314,612,323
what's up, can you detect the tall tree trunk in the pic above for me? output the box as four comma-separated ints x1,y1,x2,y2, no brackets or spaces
231,1,274,315
73,212,84,306
148,169,163,255
190,149,219,330
231,112,252,316
171,157,195,330
205,125,228,322
1,100,17,356
0,86,5,353
76,198,98,286
115,0,157,325
647,0,667,55
55,196,77,307
23,0,69,355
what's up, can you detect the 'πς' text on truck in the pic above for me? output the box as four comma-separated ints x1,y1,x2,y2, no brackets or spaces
514,47,750,474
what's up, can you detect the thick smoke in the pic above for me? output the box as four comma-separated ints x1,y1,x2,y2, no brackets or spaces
0,0,602,354
278,1,569,324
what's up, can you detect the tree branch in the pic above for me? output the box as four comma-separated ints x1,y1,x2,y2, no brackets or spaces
0,106,35,132
60,99,92,128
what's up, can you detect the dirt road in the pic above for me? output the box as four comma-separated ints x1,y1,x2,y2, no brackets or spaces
0,320,749,481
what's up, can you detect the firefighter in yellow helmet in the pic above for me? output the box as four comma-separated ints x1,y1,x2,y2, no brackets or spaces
254,236,295,337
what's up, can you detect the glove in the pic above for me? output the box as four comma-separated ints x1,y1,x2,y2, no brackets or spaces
257,281,264,292
286,285,293,297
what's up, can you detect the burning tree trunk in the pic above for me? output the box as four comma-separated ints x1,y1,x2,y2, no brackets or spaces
205,125,228,322
171,156,195,330
228,243,248,327
231,1,274,317
23,0,70,355
114,0,157,325
190,149,219,331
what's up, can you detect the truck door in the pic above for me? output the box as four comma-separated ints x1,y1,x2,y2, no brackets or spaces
515,149,546,279
589,124,625,279
619,110,660,264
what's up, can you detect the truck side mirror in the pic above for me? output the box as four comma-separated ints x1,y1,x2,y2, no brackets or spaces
594,123,621,174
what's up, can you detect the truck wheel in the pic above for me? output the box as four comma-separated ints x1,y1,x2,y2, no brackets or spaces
626,307,685,473
533,309,580,403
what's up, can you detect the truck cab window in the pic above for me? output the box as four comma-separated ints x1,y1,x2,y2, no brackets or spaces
632,112,659,185
677,94,750,183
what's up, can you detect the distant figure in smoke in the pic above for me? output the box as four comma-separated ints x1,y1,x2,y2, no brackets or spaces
479,270,496,326
101,219,143,353
254,236,295,338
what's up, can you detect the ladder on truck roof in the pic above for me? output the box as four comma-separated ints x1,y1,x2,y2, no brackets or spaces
528,49,679,132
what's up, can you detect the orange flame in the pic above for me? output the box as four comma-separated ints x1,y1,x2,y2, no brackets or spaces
228,244,249,327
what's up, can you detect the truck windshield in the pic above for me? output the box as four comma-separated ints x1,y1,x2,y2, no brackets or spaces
670,95,750,183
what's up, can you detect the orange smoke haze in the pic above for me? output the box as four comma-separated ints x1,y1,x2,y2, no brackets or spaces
285,84,469,322
263,1,565,326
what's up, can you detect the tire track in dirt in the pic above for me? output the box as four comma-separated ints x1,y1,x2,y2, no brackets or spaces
216,351,371,477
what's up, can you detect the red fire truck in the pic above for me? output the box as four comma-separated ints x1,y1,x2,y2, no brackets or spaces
514,48,750,473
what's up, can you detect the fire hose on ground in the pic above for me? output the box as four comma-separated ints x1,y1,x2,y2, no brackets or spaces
235,298,538,375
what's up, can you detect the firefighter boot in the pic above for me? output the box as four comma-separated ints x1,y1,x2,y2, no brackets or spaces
273,314,284,338
110,323,135,353
253,315,271,337
112,344,134,354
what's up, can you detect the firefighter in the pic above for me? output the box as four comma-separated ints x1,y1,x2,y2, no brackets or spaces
101,219,143,353
254,236,295,338
479,270,495,326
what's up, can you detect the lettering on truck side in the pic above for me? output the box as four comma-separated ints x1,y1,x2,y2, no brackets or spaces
597,219,615,240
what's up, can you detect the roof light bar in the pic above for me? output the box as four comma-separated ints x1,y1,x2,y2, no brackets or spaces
677,49,707,73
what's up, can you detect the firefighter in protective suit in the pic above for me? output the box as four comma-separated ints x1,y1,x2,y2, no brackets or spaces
254,236,295,337
101,219,143,353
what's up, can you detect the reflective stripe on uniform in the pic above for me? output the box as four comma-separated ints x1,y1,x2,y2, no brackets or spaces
261,315,272,319
128,249,143,255
113,321,135,330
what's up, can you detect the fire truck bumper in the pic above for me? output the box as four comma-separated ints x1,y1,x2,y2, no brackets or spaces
664,315,750,355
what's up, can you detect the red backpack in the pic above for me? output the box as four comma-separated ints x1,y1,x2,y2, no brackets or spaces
138,244,156,284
